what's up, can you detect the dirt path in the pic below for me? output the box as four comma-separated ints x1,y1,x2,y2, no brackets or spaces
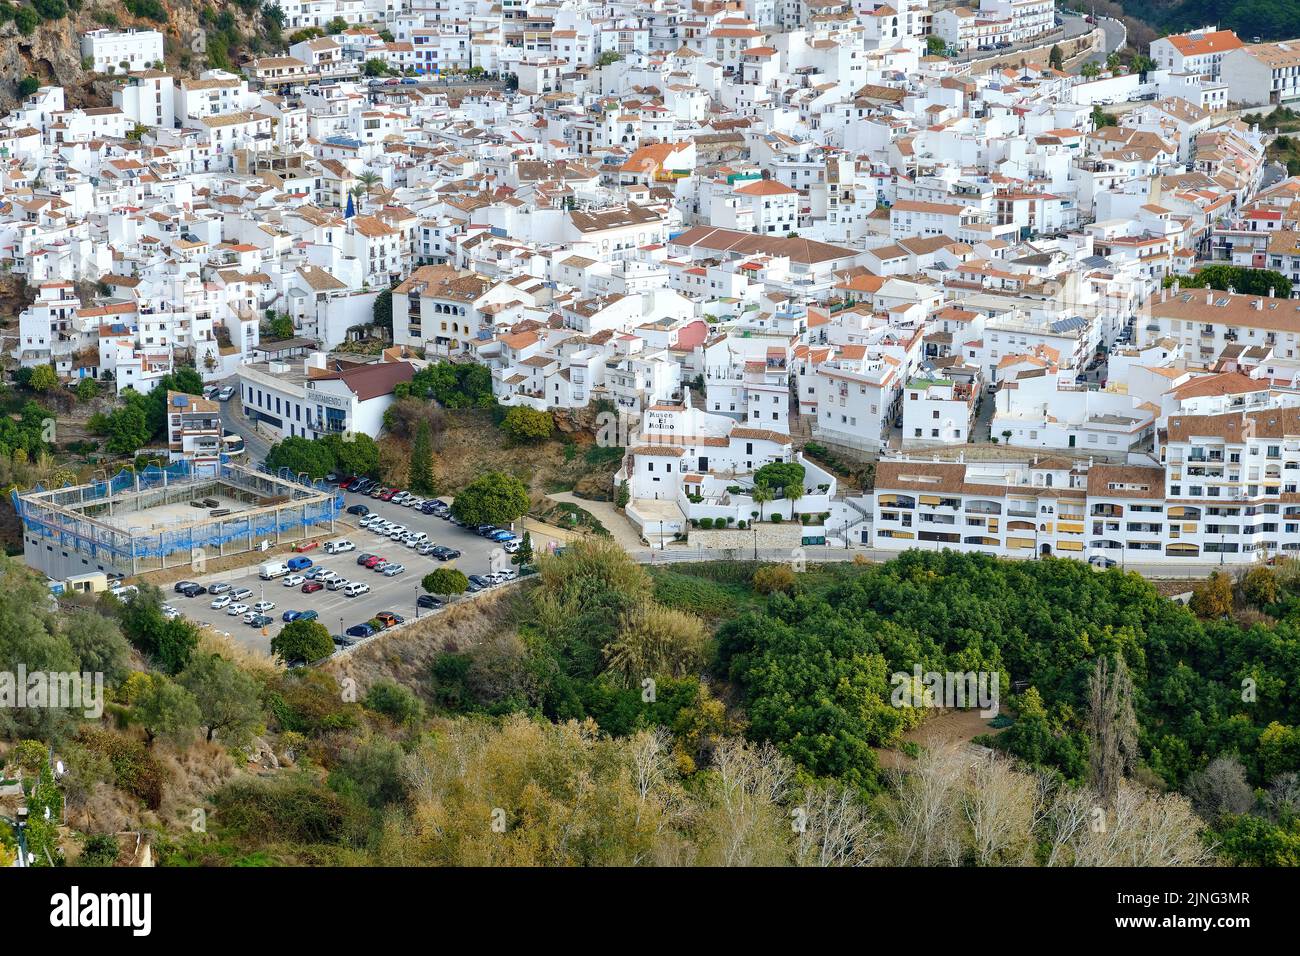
544,492,645,552
875,708,1008,771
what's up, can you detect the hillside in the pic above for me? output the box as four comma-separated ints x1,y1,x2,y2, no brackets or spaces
1103,0,1300,45
0,2,279,111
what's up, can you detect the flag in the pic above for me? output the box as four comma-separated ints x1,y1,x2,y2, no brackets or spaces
345,192,355,218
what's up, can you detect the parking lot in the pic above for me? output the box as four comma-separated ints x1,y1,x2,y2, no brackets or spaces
169,491,523,654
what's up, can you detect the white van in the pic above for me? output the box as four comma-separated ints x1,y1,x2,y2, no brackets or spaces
259,561,290,580
325,539,355,554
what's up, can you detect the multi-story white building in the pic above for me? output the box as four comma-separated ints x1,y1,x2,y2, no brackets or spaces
80,29,165,75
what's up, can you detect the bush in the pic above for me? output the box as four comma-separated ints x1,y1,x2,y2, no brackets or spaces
500,406,553,443
752,564,796,595
770,514,783,523
698,517,713,529
363,680,424,724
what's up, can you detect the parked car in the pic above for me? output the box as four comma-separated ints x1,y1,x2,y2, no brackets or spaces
216,386,235,401
210,594,233,609
372,558,390,572
503,540,521,554
356,552,375,565
416,542,438,556
232,587,253,601
379,488,398,501
302,580,325,594
252,601,276,613
333,633,357,647
417,594,443,610
382,563,406,577
362,554,385,568
475,524,497,536
177,582,207,598
432,546,461,561
291,541,318,554
343,582,371,597
489,530,517,542
174,581,200,593
161,605,180,621
282,574,305,587
325,539,355,554
346,504,370,516
466,575,487,592
327,578,351,591
283,610,303,622
375,611,404,628
346,623,375,638
208,582,231,595
227,603,249,616
297,611,319,623
287,555,314,571
249,614,274,628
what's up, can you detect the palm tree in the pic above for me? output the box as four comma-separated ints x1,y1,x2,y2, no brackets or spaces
752,482,773,521
784,481,804,521
353,171,382,212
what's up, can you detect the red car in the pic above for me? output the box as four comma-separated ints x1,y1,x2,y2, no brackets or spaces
292,540,319,553
302,580,324,593
379,488,398,501
362,554,385,568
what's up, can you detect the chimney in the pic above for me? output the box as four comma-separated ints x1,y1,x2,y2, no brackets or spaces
1269,287,1276,299
1206,289,1213,304
1255,299,1264,311
1172,279,1180,294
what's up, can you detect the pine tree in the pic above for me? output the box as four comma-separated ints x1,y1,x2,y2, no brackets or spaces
615,479,630,510
409,420,435,495
512,531,534,567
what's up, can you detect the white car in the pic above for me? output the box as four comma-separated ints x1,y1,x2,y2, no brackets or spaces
283,574,305,587
161,604,180,620
326,539,355,554
327,578,350,591
387,526,407,539
343,582,370,597
503,540,521,554
227,603,249,616
253,600,276,613
382,563,406,577
210,594,233,609
403,496,422,508
319,570,341,584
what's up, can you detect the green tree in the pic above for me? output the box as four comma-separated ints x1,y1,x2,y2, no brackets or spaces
926,35,947,57
372,287,393,332
64,612,131,685
272,619,334,665
408,420,436,495
323,432,379,479
267,313,294,339
75,377,99,403
501,406,553,443
511,531,534,568
422,567,468,602
132,674,201,748
1080,62,1101,79
267,435,336,480
450,471,530,526
754,461,804,489
179,653,264,745
615,479,630,510
364,58,389,77
29,365,57,392
1049,45,1064,70
751,482,774,521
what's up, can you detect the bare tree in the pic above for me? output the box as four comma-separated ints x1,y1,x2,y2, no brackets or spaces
1185,755,1254,820
1264,772,1300,821
1086,655,1139,806
794,782,885,867
884,739,966,865
962,753,1039,865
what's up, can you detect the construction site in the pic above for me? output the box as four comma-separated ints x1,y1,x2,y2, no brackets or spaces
12,461,340,581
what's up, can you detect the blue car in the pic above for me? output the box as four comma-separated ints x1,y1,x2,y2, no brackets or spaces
287,556,314,572
282,610,302,622
489,529,517,542
297,610,319,623
346,622,375,638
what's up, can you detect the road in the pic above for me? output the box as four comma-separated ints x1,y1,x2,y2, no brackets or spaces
1079,15,1127,67
218,385,273,463
173,491,527,653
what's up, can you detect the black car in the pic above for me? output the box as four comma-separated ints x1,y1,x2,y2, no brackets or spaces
332,633,357,647
475,524,497,536
417,594,443,610
466,575,488,592
249,614,274,627
346,623,375,638
346,504,370,516
173,580,199,593
432,546,461,561
420,501,439,514
178,583,207,598
356,552,375,565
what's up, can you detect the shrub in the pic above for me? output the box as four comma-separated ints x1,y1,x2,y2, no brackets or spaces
698,517,713,530
770,514,783,523
752,563,796,595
